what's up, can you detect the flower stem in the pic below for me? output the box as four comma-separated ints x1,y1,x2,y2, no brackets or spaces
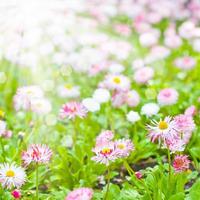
36,163,39,200
167,148,171,182
0,138,5,162
104,165,111,200
124,160,135,175
72,119,77,145
123,160,152,200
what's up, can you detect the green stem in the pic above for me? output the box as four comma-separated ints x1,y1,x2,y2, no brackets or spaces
72,119,77,145
124,161,152,200
124,160,135,175
0,138,5,162
104,165,111,200
167,148,171,182
36,164,39,200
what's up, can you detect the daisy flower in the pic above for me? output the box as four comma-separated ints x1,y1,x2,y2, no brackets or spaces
92,142,117,166
163,137,186,153
30,98,52,114
0,163,26,189
111,91,127,108
134,67,154,84
82,98,100,112
174,56,196,70
57,84,80,98
126,90,140,107
93,88,110,104
108,63,125,74
157,88,179,106
174,114,195,133
115,139,134,158
164,34,182,49
59,101,88,120
0,120,6,136
141,103,160,117
65,187,93,200
96,130,114,146
22,144,52,167
173,155,190,173
103,74,130,91
13,86,44,111
184,105,196,117
126,111,140,123
147,116,178,143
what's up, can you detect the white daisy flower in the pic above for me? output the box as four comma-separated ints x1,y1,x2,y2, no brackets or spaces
141,103,160,117
0,163,26,189
82,98,100,112
126,111,140,123
93,88,110,104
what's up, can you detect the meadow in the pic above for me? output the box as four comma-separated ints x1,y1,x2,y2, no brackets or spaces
0,0,200,199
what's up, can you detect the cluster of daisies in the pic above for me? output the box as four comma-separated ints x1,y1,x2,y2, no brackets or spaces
147,110,195,172
1,0,200,199
92,130,134,166
0,144,52,198
13,86,52,115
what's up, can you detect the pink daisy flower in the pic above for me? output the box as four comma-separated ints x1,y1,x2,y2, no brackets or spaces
111,91,127,108
163,137,186,153
157,88,179,106
65,187,93,200
174,114,195,133
173,155,190,173
184,105,196,117
59,101,88,120
134,67,154,84
126,90,140,107
115,139,134,158
22,144,52,167
174,56,196,70
147,116,178,143
114,24,131,36
96,130,114,146
92,142,117,166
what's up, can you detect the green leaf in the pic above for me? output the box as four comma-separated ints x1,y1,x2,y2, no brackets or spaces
169,193,185,200
186,179,200,200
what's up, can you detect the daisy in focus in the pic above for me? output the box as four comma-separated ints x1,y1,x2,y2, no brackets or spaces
0,163,26,189
22,144,52,167
92,130,134,165
147,116,178,143
59,101,88,120
92,141,117,166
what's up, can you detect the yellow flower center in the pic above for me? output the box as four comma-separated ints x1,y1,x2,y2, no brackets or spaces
27,90,33,95
118,144,125,149
113,77,121,84
6,169,15,177
0,109,4,118
158,121,168,130
64,84,72,90
101,148,112,155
